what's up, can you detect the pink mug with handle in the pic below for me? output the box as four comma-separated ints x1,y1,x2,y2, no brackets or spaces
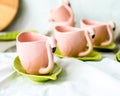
54,25,95,57
49,0,74,27
16,32,57,75
80,19,115,46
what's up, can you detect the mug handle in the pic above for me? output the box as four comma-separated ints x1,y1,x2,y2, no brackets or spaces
39,41,54,74
78,30,93,57
100,25,113,46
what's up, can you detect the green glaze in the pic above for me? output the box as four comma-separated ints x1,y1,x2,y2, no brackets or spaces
0,30,37,41
55,46,102,61
94,43,116,50
116,50,120,62
13,56,62,82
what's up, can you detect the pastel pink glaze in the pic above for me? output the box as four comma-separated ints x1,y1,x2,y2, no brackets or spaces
49,0,74,27
16,32,56,75
64,0,70,5
80,19,114,46
54,25,93,57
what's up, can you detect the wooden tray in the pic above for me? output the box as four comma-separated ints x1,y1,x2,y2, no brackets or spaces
0,0,19,31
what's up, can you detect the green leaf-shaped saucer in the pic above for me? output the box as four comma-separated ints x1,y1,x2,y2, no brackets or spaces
0,30,37,41
55,46,102,61
116,50,120,62
13,56,62,82
94,43,116,51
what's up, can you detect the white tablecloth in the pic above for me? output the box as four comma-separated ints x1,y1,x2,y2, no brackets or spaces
0,52,120,96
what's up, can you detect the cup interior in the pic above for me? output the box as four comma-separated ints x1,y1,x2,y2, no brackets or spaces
52,5,70,22
82,20,98,25
18,32,46,42
56,26,75,33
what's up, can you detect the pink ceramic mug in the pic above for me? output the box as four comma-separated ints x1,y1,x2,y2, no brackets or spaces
16,32,57,75
80,19,115,46
54,25,95,57
49,0,74,27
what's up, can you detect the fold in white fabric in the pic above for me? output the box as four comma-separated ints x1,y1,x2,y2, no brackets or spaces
0,53,120,96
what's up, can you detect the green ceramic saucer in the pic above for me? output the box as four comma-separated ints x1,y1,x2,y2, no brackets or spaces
94,43,116,51
13,56,62,82
55,46,102,61
0,30,37,41
116,50,120,62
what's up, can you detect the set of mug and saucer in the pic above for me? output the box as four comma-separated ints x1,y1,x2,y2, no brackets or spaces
13,0,116,82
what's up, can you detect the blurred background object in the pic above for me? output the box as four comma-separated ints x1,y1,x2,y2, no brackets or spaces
1,0,120,33
0,0,19,31
1,0,120,52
